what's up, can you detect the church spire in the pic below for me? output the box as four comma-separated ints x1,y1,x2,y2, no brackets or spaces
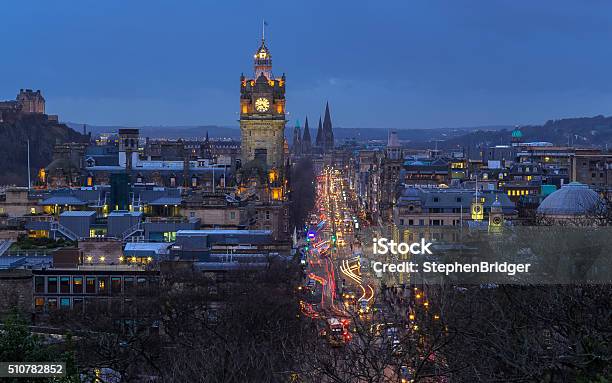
203,130,212,159
302,117,311,154
322,101,334,151
315,117,323,147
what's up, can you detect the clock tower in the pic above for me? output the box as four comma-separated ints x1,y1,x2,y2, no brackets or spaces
239,35,286,168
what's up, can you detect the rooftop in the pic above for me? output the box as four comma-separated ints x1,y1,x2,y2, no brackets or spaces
60,211,96,217
176,229,272,236
108,211,143,217
537,182,605,216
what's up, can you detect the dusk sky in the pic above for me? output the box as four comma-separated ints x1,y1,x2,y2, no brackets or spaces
2,1,612,129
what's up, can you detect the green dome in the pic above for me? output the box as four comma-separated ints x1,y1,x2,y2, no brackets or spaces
512,128,523,138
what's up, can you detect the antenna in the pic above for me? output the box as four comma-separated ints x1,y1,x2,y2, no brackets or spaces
262,20,266,41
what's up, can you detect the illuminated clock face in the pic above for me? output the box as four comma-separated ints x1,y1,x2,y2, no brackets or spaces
255,97,270,112
492,216,502,225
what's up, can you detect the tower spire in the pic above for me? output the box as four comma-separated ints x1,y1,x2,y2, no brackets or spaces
302,116,312,154
254,22,272,79
315,117,323,148
322,101,334,151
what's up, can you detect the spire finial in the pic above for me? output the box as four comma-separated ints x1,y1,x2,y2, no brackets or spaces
262,20,267,41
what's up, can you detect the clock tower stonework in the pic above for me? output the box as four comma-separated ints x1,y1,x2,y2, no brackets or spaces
240,37,286,168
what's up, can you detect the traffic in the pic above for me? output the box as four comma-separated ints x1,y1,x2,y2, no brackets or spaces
297,166,449,382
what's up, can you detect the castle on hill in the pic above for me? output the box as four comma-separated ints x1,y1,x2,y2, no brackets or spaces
0,89,51,123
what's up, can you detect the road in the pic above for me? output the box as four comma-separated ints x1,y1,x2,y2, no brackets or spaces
297,166,449,382
300,167,375,322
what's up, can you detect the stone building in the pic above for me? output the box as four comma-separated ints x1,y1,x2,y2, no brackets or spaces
0,269,33,315
239,36,286,168
379,131,404,222
0,89,45,121
17,89,46,114
571,152,612,192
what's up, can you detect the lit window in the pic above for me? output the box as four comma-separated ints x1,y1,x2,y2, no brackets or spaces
60,276,70,293
86,277,96,293
73,277,83,294
47,298,58,310
98,278,107,294
60,297,71,309
35,297,44,311
164,232,176,242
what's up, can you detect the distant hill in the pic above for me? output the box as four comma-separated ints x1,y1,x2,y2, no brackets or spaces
331,125,513,143
65,123,241,140
65,115,612,156
0,115,87,185
415,115,612,156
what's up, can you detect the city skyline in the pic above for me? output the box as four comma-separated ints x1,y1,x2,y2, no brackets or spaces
0,3,610,380
2,1,612,129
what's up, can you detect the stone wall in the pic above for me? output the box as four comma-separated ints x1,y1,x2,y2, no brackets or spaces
0,269,33,316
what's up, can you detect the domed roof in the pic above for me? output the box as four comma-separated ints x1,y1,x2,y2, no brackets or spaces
537,182,604,216
512,128,523,138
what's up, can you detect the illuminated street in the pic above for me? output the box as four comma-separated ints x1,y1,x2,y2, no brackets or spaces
297,166,455,382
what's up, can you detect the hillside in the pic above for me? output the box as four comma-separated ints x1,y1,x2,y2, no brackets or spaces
0,114,87,185
66,123,241,140
332,125,512,143
68,122,513,143
415,115,612,155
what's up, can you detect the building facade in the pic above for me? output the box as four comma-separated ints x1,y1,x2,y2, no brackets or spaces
239,37,286,168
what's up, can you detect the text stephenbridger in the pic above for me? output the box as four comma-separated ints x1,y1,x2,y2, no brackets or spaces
372,261,532,276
